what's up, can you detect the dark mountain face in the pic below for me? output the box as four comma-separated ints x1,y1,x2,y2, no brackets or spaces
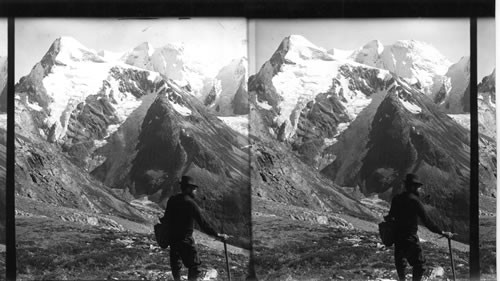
478,69,496,102
231,78,249,115
92,80,251,243
321,78,471,242
0,85,5,113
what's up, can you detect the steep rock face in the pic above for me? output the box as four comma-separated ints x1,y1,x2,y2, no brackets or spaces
321,77,471,242
15,37,164,168
92,80,251,241
204,57,248,116
352,40,452,97
439,56,470,113
478,69,496,139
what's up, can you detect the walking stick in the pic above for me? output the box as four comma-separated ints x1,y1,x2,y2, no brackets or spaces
447,236,456,281
221,199,231,281
223,238,232,281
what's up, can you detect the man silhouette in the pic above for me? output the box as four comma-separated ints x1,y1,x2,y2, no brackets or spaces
162,176,229,281
387,173,453,281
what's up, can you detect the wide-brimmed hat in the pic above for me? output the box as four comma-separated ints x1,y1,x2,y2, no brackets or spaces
404,173,423,187
179,175,199,188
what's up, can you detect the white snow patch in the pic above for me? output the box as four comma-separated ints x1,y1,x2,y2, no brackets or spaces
27,100,43,111
94,139,108,149
400,98,422,114
0,114,6,129
324,138,337,146
218,115,248,136
448,114,470,129
256,99,273,110
170,101,192,116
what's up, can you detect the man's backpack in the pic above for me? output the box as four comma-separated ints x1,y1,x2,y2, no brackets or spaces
154,217,170,249
378,219,395,247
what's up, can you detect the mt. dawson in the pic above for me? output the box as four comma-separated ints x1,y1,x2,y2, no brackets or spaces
15,36,251,248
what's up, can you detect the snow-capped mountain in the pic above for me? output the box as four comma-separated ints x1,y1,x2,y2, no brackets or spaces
351,40,452,97
204,57,248,115
16,37,163,168
249,35,392,167
122,42,248,117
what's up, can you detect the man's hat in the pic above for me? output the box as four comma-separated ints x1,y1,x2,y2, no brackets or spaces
179,175,199,188
404,173,423,187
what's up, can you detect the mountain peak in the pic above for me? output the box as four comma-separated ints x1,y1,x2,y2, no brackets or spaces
273,35,331,63
41,36,103,67
55,36,89,51
350,40,384,64
133,42,155,56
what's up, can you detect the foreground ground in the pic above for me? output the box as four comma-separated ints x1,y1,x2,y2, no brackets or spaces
253,197,470,281
479,195,496,280
15,216,250,280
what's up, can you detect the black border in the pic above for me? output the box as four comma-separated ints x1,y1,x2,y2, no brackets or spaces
0,0,495,17
469,17,479,281
6,17,15,281
1,0,494,280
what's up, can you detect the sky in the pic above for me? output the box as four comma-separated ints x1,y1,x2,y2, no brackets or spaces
248,19,493,77
477,18,496,79
15,18,247,81
0,20,6,56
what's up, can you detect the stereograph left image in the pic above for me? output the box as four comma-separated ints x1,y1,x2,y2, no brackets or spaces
0,18,6,279
14,18,251,280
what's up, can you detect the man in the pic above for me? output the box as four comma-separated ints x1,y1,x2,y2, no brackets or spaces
387,173,453,281
162,175,229,281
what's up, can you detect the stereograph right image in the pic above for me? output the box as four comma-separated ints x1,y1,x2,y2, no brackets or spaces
477,17,496,280
248,18,485,280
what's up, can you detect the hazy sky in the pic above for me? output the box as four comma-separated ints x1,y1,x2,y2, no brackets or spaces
248,19,486,76
0,20,6,56
15,18,247,81
477,18,496,79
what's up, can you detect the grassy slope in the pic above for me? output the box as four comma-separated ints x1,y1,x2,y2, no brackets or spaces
15,216,250,281
253,215,469,281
